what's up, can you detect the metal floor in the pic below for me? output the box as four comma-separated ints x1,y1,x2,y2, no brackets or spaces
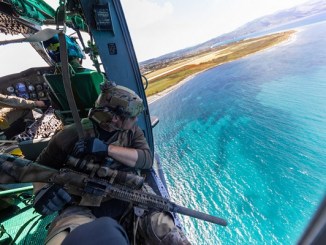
0,189,55,245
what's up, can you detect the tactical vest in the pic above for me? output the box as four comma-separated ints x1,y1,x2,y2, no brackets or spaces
80,118,135,171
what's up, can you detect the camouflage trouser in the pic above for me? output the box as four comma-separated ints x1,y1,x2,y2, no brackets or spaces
0,108,32,130
45,206,96,244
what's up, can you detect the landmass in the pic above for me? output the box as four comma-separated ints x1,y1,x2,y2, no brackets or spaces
144,30,296,103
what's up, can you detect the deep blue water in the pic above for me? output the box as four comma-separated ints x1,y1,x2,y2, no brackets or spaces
149,20,326,244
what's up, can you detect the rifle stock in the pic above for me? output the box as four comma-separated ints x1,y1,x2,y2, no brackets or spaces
0,154,227,226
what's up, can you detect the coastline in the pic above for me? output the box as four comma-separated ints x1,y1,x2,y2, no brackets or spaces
147,30,297,105
147,73,196,104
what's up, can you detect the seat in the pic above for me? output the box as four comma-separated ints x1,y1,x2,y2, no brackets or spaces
17,70,104,160
19,138,51,161
44,69,104,118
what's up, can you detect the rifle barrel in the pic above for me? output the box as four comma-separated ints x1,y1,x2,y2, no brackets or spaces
106,184,227,226
172,203,227,226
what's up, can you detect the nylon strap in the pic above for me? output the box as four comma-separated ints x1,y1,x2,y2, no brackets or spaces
58,31,84,139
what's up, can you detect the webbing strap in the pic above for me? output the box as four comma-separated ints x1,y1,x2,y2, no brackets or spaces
133,216,140,245
58,32,84,139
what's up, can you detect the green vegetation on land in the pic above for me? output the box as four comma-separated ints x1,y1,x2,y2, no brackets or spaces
145,31,295,97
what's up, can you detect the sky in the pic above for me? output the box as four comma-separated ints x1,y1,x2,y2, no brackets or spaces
0,0,309,76
121,0,309,61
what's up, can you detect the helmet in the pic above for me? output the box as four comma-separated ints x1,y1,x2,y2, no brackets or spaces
89,82,144,124
43,34,84,63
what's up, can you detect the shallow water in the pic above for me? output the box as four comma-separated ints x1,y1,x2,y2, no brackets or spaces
149,20,326,244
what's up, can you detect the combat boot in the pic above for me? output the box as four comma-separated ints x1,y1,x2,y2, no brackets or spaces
138,211,191,245
159,227,191,245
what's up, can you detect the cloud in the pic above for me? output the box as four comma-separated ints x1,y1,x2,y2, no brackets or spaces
122,0,174,29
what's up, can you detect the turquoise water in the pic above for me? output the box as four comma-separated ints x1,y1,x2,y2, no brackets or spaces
149,21,326,244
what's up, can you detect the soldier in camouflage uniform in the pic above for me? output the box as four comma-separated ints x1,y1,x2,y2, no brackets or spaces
0,93,47,139
33,82,191,245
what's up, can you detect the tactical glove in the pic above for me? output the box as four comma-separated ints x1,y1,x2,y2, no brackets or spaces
34,184,72,216
72,138,108,158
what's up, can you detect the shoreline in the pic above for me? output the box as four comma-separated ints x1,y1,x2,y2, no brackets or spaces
147,30,298,105
147,73,196,104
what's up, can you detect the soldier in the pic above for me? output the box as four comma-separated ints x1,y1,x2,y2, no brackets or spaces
42,34,85,72
0,93,47,139
33,82,191,244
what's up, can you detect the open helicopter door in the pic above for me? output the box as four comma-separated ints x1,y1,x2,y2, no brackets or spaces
78,0,154,153
78,0,182,228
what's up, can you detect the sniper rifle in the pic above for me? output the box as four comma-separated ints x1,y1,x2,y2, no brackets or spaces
0,154,227,226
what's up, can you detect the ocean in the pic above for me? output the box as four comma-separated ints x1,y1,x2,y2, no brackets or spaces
149,20,326,244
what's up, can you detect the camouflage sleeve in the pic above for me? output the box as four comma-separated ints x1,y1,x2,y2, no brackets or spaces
36,125,79,169
0,93,35,109
132,126,153,169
